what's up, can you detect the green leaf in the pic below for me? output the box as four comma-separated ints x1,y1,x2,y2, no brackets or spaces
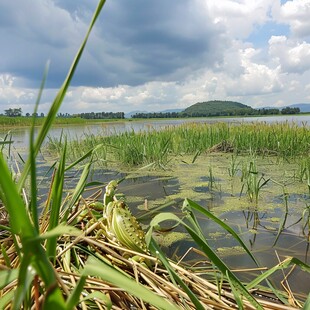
84,257,180,310
65,275,86,310
0,289,14,309
46,142,67,260
148,205,263,309
183,198,260,266
80,291,112,309
303,293,310,310
149,238,205,310
0,154,35,237
246,257,310,290
37,223,81,240
0,269,19,289
17,0,107,193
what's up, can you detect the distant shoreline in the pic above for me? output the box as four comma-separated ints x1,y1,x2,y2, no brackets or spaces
0,113,309,130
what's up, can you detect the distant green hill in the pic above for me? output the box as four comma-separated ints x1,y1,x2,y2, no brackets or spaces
182,100,254,117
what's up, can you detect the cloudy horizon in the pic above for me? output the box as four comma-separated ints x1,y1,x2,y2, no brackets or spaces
0,0,310,115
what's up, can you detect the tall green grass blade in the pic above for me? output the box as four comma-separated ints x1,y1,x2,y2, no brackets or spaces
84,256,180,310
65,275,86,310
29,61,49,232
0,1,107,308
148,209,263,309
183,198,259,266
46,142,67,261
17,0,107,193
0,269,19,289
149,237,205,310
226,271,244,310
183,219,263,309
0,155,35,237
0,289,14,309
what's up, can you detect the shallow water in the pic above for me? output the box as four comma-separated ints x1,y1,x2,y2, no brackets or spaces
92,154,310,296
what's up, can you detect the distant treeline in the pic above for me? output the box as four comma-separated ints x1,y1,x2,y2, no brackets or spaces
78,112,125,119
2,107,301,120
131,107,300,118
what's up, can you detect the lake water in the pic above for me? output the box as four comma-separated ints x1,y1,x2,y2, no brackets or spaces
1,114,310,149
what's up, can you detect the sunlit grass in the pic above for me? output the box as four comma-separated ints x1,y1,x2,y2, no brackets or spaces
46,121,310,169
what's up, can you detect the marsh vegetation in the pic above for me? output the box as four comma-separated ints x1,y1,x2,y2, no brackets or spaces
0,1,309,309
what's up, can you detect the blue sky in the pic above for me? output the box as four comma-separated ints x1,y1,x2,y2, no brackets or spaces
0,0,310,114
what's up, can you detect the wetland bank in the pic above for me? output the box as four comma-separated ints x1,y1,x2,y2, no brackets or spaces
2,113,310,309
1,0,310,307
45,121,310,296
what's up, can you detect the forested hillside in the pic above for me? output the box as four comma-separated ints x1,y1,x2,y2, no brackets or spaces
181,100,254,117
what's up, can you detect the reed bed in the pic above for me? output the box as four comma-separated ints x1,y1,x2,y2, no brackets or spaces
46,121,310,168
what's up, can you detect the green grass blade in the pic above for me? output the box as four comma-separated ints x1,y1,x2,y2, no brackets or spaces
183,220,263,309
226,271,244,309
183,198,260,266
84,256,180,310
0,269,19,289
149,210,263,310
37,223,81,240
0,154,35,237
303,293,310,310
65,275,86,310
64,160,93,218
0,290,15,309
13,257,36,310
29,61,49,232
46,142,67,260
246,257,310,290
149,237,205,310
17,0,107,193
65,143,104,171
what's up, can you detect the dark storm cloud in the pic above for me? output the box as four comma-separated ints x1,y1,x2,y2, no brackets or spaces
0,0,226,88
91,0,226,86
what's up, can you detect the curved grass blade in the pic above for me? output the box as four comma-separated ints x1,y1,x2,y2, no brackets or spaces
246,257,310,290
148,211,263,310
183,198,259,265
0,269,19,289
303,294,310,310
65,275,86,310
17,0,107,193
149,237,205,310
84,256,180,310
